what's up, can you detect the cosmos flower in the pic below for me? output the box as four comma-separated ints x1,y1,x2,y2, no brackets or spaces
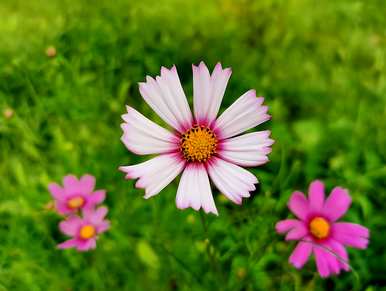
48,174,106,215
119,62,273,215
58,206,110,251
276,180,370,277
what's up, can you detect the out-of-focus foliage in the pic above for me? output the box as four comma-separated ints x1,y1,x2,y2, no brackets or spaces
0,0,385,290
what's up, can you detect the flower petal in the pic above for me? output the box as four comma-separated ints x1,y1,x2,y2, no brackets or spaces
139,66,193,133
326,239,350,271
76,238,97,251
314,244,342,277
57,239,78,250
323,187,352,221
84,206,108,225
176,164,218,215
275,219,302,234
88,190,106,205
289,240,313,269
313,246,331,278
59,217,82,236
121,106,179,155
193,62,231,125
288,191,310,220
207,157,258,205
79,174,95,193
218,131,274,167
308,180,325,211
63,175,79,193
285,223,308,241
119,154,185,199
97,221,111,233
332,222,369,249
213,90,270,139
48,183,65,200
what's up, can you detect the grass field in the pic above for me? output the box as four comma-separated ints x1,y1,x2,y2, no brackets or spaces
1,0,386,290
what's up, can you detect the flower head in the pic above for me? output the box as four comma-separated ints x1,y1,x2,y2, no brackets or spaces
119,62,274,215
276,180,370,277
48,174,106,215
57,206,110,251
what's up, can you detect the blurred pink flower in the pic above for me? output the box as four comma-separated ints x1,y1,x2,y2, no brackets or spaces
120,62,274,215
58,207,110,251
276,180,369,278
48,174,106,215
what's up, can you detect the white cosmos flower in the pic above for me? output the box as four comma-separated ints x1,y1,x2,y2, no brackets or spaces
119,62,274,215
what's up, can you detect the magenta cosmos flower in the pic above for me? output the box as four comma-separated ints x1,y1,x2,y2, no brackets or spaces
48,174,106,215
119,62,274,215
58,206,110,251
276,180,369,277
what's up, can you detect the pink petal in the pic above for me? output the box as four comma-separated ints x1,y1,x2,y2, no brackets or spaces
289,240,312,269
176,164,218,215
323,187,352,221
121,106,179,155
308,180,325,211
285,223,308,241
57,238,78,249
314,244,343,277
55,201,72,215
63,175,79,193
76,238,97,251
332,222,369,249
207,157,258,205
48,183,65,200
275,219,302,234
97,221,110,233
193,62,231,125
139,66,193,133
326,239,350,271
79,174,96,193
84,206,108,224
213,90,270,139
88,190,106,205
288,191,310,220
120,154,185,199
218,131,274,167
59,217,82,236
313,246,331,278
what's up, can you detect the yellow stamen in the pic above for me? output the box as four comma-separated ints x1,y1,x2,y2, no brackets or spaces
67,196,85,209
180,125,217,162
79,225,96,239
309,217,330,239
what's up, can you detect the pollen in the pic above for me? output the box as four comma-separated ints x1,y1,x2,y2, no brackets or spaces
67,196,85,209
180,125,217,162
309,217,330,239
79,224,96,240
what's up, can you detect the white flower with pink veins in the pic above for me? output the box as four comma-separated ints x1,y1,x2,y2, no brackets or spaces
119,62,274,215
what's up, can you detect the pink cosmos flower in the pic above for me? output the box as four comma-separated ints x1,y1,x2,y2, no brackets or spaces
48,174,106,215
276,180,370,277
119,62,274,215
58,206,110,251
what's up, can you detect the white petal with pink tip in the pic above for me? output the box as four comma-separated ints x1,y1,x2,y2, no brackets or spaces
214,90,270,139
120,154,185,199
219,131,274,167
176,164,218,215
121,106,178,155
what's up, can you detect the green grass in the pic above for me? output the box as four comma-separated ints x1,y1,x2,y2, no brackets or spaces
1,0,386,290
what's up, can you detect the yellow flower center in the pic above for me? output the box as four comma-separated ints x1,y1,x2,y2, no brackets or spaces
180,125,217,162
309,217,330,239
79,225,96,240
67,196,85,209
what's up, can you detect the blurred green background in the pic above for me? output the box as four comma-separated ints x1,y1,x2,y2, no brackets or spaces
1,0,385,290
